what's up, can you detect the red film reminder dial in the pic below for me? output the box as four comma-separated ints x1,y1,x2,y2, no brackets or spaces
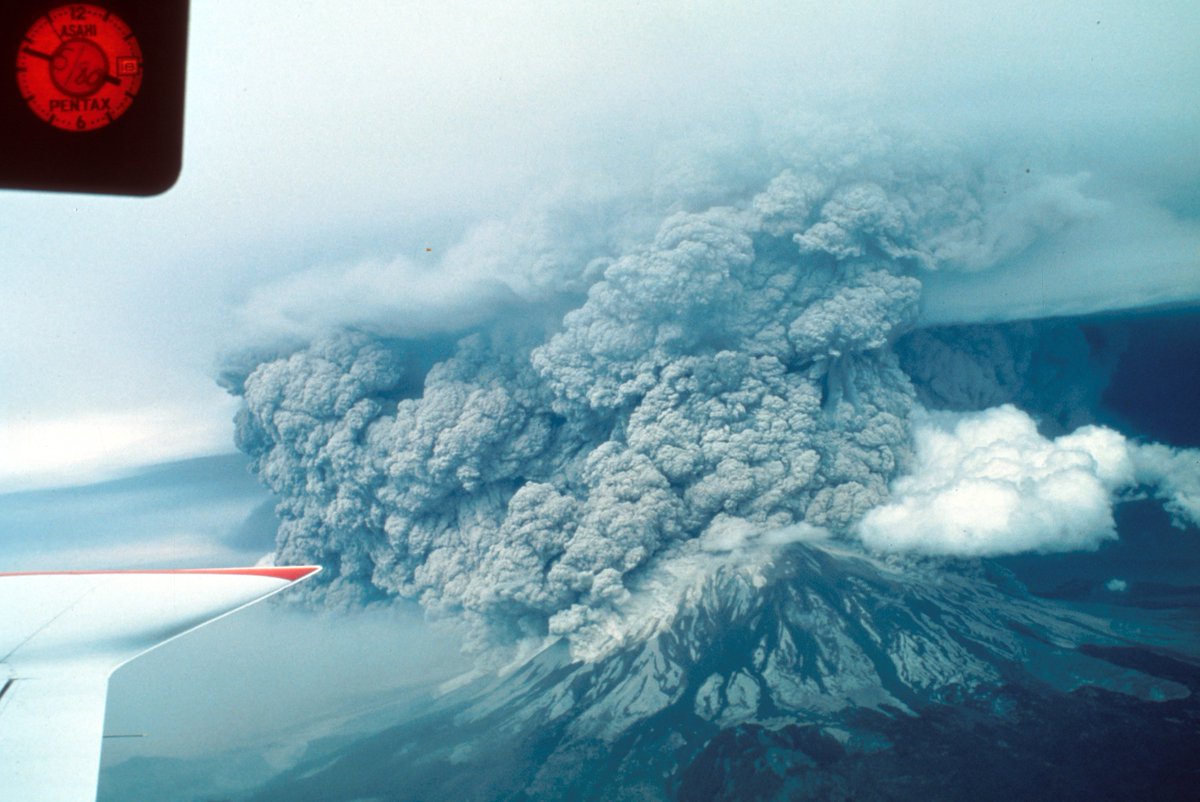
16,4,144,132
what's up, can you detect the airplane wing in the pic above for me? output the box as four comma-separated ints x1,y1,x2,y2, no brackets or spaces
0,566,320,802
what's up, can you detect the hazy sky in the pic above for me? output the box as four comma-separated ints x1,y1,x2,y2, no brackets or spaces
1,0,1197,491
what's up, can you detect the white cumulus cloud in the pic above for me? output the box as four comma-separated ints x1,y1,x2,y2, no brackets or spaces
857,404,1200,556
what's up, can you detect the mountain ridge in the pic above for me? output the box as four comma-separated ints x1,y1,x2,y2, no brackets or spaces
243,543,1199,801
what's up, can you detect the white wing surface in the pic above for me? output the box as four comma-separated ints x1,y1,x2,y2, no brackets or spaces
0,566,320,802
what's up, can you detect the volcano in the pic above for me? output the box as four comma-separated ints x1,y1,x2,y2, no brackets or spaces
241,543,1200,801
204,128,1200,802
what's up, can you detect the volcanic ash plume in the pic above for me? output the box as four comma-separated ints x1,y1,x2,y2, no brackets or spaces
225,130,1199,657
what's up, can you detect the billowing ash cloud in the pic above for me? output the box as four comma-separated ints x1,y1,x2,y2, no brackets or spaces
856,405,1200,557
895,320,1125,434
231,183,649,351
225,127,1191,655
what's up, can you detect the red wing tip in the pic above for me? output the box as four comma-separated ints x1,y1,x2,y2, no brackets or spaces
0,565,323,582
180,566,323,582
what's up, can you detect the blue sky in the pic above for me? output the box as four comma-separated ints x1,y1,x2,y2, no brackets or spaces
0,0,1197,490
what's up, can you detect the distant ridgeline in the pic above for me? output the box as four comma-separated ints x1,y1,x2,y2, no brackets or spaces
235,544,1200,801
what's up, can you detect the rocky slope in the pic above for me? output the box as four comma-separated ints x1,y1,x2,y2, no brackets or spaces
245,543,1200,801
